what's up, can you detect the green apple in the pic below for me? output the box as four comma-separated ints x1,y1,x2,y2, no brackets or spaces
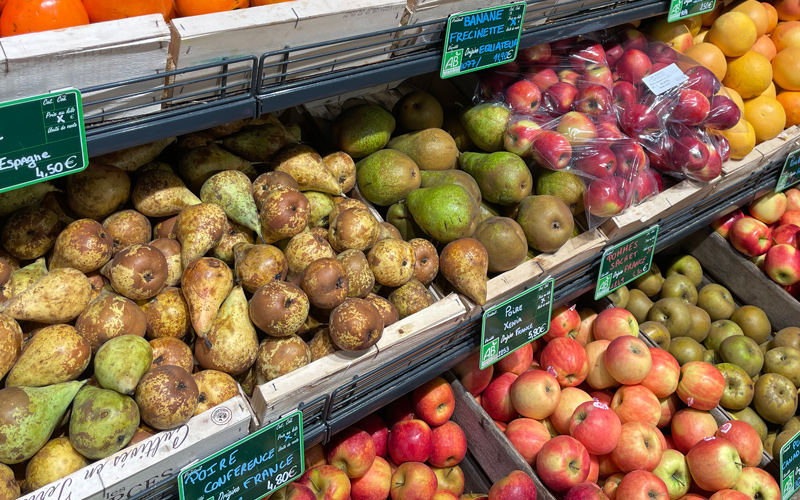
665,255,703,287
669,337,704,366
730,407,768,442
685,305,711,343
704,320,744,352
716,362,755,411
608,285,630,308
697,284,736,321
660,274,698,305
754,373,798,424
730,305,771,344
774,327,800,350
719,335,764,378
648,298,691,337
764,346,800,388
632,263,664,297
640,321,670,350
652,449,691,499
625,289,654,324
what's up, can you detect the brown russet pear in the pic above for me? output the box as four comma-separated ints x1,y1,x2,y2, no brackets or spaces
309,328,338,361
249,281,309,338
6,324,91,387
283,232,334,279
102,210,152,255
150,238,183,287
0,181,58,218
211,219,254,266
178,144,256,191
132,168,201,217
150,337,194,373
329,298,384,351
388,279,435,319
234,242,289,293
304,191,335,228
102,244,168,301
181,257,233,339
141,287,191,340
50,219,113,273
516,195,574,253
253,171,300,211
175,203,227,269
67,163,131,220
75,289,147,352
322,152,356,194
196,286,258,376
92,137,176,171
2,257,47,299
337,249,375,298
328,207,380,253
368,239,416,288
193,370,240,415
205,119,246,138
259,188,310,244
0,314,21,381
298,258,349,310
221,123,293,162
255,335,310,383
364,293,399,326
273,144,342,195
439,237,489,305
200,170,262,239
0,268,91,324
408,238,439,285
135,365,198,430
1,206,60,260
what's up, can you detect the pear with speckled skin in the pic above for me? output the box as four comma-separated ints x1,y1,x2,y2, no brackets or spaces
175,203,227,269
69,386,139,459
255,335,310,383
332,104,396,159
193,370,239,415
329,298,384,351
200,170,262,239
273,144,342,195
0,268,92,324
76,289,147,352
95,335,153,394
182,257,233,339
6,324,91,388
388,279,435,319
25,437,88,492
178,144,256,191
196,286,258,376
406,184,479,244
439,238,488,305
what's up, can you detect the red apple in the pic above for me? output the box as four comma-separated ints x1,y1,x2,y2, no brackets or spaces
326,427,377,478
604,41,624,67
388,419,432,464
429,421,467,468
617,49,652,84
621,29,649,52
616,471,669,500
587,454,599,483
686,437,743,491
496,342,533,375
551,387,593,435
271,483,317,500
709,490,751,500
518,43,551,65
527,67,559,91
670,408,719,454
559,69,581,86
479,70,515,100
641,348,680,398
780,209,800,226
481,372,519,422
544,304,581,342
592,307,639,341
684,66,720,99
715,420,763,468
714,132,731,161
504,417,551,465
531,130,572,170
305,443,326,470
298,465,352,500
611,421,664,472
610,384,661,427
669,90,710,125
620,103,661,140
731,467,780,500
612,81,638,110
575,146,617,178
575,85,612,116
652,448,691,499
384,396,415,428
571,42,607,70
705,95,742,130
357,414,389,458
677,361,725,411
750,190,788,224
670,136,709,172
604,336,652,385
510,368,561,419
729,217,772,257
596,120,625,140
504,118,543,157
432,492,459,500
586,177,629,218
611,139,647,179
575,309,598,347
545,81,578,114
539,337,589,388
453,353,493,396
505,80,542,115
432,465,465,497
689,146,722,182
569,400,621,455
657,394,681,429
602,472,624,499
585,340,619,390
351,456,393,500
565,482,608,500
765,243,800,285
413,377,455,427
583,64,614,90
391,462,438,500
647,41,679,64
556,111,597,146
712,209,745,239
786,189,800,211
536,435,591,492
488,470,538,500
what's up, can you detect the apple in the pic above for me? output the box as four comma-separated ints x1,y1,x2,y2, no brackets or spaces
647,41,679,64
711,209,744,239
536,435,591,492
496,342,533,375
670,89,711,126
552,387,593,435
780,209,800,226
610,384,662,427
413,377,455,427
585,177,629,218
510,368,561,419
481,372,519,422
611,421,664,472
616,49,652,84
732,466,780,500
574,146,617,178
504,80,542,115
689,145,723,182
583,64,614,90
479,70,515,100
631,169,660,204
559,69,581,86
571,41,607,70
488,470,538,500
619,103,660,139
657,394,681,429
686,437,743,491
602,472,624,499
428,421,467,468
677,361,725,411
585,340,619,390
432,492,459,500
715,420,763,467
587,454,599,483
714,133,731,162
705,95,742,130
557,111,598,146
612,81,638,110
504,417,551,464
504,118,542,157
575,85,612,116
604,41,624,67
388,419,432,464
569,400,621,455
709,490,751,500
526,67,559,91
391,462,438,500
544,304,581,341
326,427,377,478
575,309,598,346
604,336,652,385
593,308,639,341
652,449,691,499
432,465,464,497
750,191,788,224
611,139,647,180
786,189,800,211
531,130,572,170
684,66,720,99
617,471,669,500
590,389,614,406
670,136,709,173
765,243,800,285
298,465,352,500
351,456,393,500
518,43,551,65
621,29,648,52
596,120,626,140
641,348,680,398
729,218,772,257
384,396,415,427
565,482,607,500
539,337,589,387
453,353,493,397
546,81,579,114
357,414,389,458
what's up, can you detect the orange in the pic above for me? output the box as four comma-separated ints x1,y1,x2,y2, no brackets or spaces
743,95,787,142
82,0,172,22
773,46,800,90
174,0,247,16
725,86,747,115
708,12,758,56
702,1,724,26
684,42,728,80
777,91,800,126
763,2,779,31
728,0,770,37
722,50,773,98
772,21,800,51
775,0,800,21
720,119,757,159
751,34,777,60
761,81,777,98
251,0,293,4
0,0,88,36
0,0,6,14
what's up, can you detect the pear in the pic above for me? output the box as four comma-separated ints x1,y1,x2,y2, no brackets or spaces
0,314,21,381
181,257,233,338
356,150,421,206
388,279,435,319
460,103,512,152
322,152,356,194
101,243,168,301
211,219,254,266
0,268,91,324
206,119,246,138
95,335,153,394
0,380,86,464
328,207,380,253
103,210,152,255
305,191,336,228
50,219,113,273
387,202,423,241
178,144,256,191
392,90,444,132
133,168,201,217
2,257,48,299
1,206,60,260
0,181,58,217
364,293,399,326
69,386,139,459
516,195,574,253
329,298,384,351
25,437,89,492
284,231,334,279
193,370,240,415
337,249,375,298
93,137,176,171
439,238,489,305
75,289,147,352
273,144,342,195
259,189,310,244
6,324,91,387
332,104,396,159
42,191,74,227
253,171,300,211
249,281,309,338
200,170,262,239
67,164,131,220
150,337,193,372
142,287,191,340
409,238,439,285
443,108,474,152
220,123,293,162
420,170,482,205
234,243,289,293
175,203,228,268
195,286,259,376
368,239,416,288
255,335,310,383
135,365,199,430
536,170,585,216
406,184,479,243
472,217,528,273
151,238,183,286
387,128,459,171
459,152,532,206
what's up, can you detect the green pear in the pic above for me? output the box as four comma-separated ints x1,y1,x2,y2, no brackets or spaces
273,144,342,195
356,150,421,206
536,170,585,216
333,104,395,159
471,217,527,273
392,90,444,132
178,144,256,191
6,324,91,387
420,170,481,205
386,129,458,171
387,202,423,240
0,380,86,463
516,195,574,253
95,335,153,394
459,152,532,206
69,386,139,459
132,168,201,218
195,286,259,376
200,170,262,239
221,123,294,162
460,103,512,152
406,185,479,244
3,257,47,299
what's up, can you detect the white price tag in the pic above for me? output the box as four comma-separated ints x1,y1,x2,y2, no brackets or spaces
642,63,689,95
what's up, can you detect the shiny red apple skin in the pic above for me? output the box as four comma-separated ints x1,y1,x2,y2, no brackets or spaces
505,80,542,115
616,49,652,84
641,348,680,398
351,456,393,500
481,372,519,422
711,209,744,239
539,337,589,388
429,421,467,468
453,353,493,396
536,435,591,492
388,419,433,464
765,243,800,285
357,414,389,458
715,420,763,468
616,471,669,500
298,465,352,500
611,421,664,472
531,131,572,170
488,470,538,500
729,217,772,257
326,427,377,478
677,361,725,411
568,400,621,455
390,462,438,500
413,377,455,427
686,437,743,491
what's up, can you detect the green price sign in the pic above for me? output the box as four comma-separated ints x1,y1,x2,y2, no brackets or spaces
441,2,526,79
776,148,800,192
480,278,554,370
782,430,800,499
178,412,303,500
0,90,88,194
667,0,716,22
595,225,659,300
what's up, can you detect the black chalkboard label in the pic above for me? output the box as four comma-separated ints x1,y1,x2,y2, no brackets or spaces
667,0,716,22
595,225,659,300
440,2,526,79
0,90,88,194
776,148,800,193
782,430,800,500
178,412,303,500
480,278,554,370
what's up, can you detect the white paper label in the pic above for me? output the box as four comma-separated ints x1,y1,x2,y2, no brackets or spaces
642,63,689,95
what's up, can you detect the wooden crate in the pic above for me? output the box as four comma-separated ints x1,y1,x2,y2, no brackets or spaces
19,394,253,500
0,15,171,124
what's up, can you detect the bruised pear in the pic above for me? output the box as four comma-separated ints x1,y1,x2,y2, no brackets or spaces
253,171,299,211
323,152,356,194
329,298,384,351
94,335,153,394
309,328,338,361
50,219,113,273
154,215,178,239
132,169,200,217
249,281,309,337
102,244,168,301
0,268,92,324
150,238,183,287
328,198,369,226
284,232,335,279
272,144,342,195
299,258,349,310
211,220,254,266
440,238,488,305
0,314,21,381
389,279,435,319
377,222,402,241
75,290,147,352
69,386,139,459
234,243,288,293
328,207,380,253
259,188,309,244
181,257,233,338
150,337,194,373
0,464,17,499
25,437,88,492
67,164,130,220
193,370,239,415
337,249,375,298
368,239,416,287
135,365,198,430
175,203,227,268
1,207,59,260
255,335,310,383
102,210,152,255
195,286,258,376
409,238,439,285
364,293,399,327
142,287,191,340
1,257,47,300
6,324,90,387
